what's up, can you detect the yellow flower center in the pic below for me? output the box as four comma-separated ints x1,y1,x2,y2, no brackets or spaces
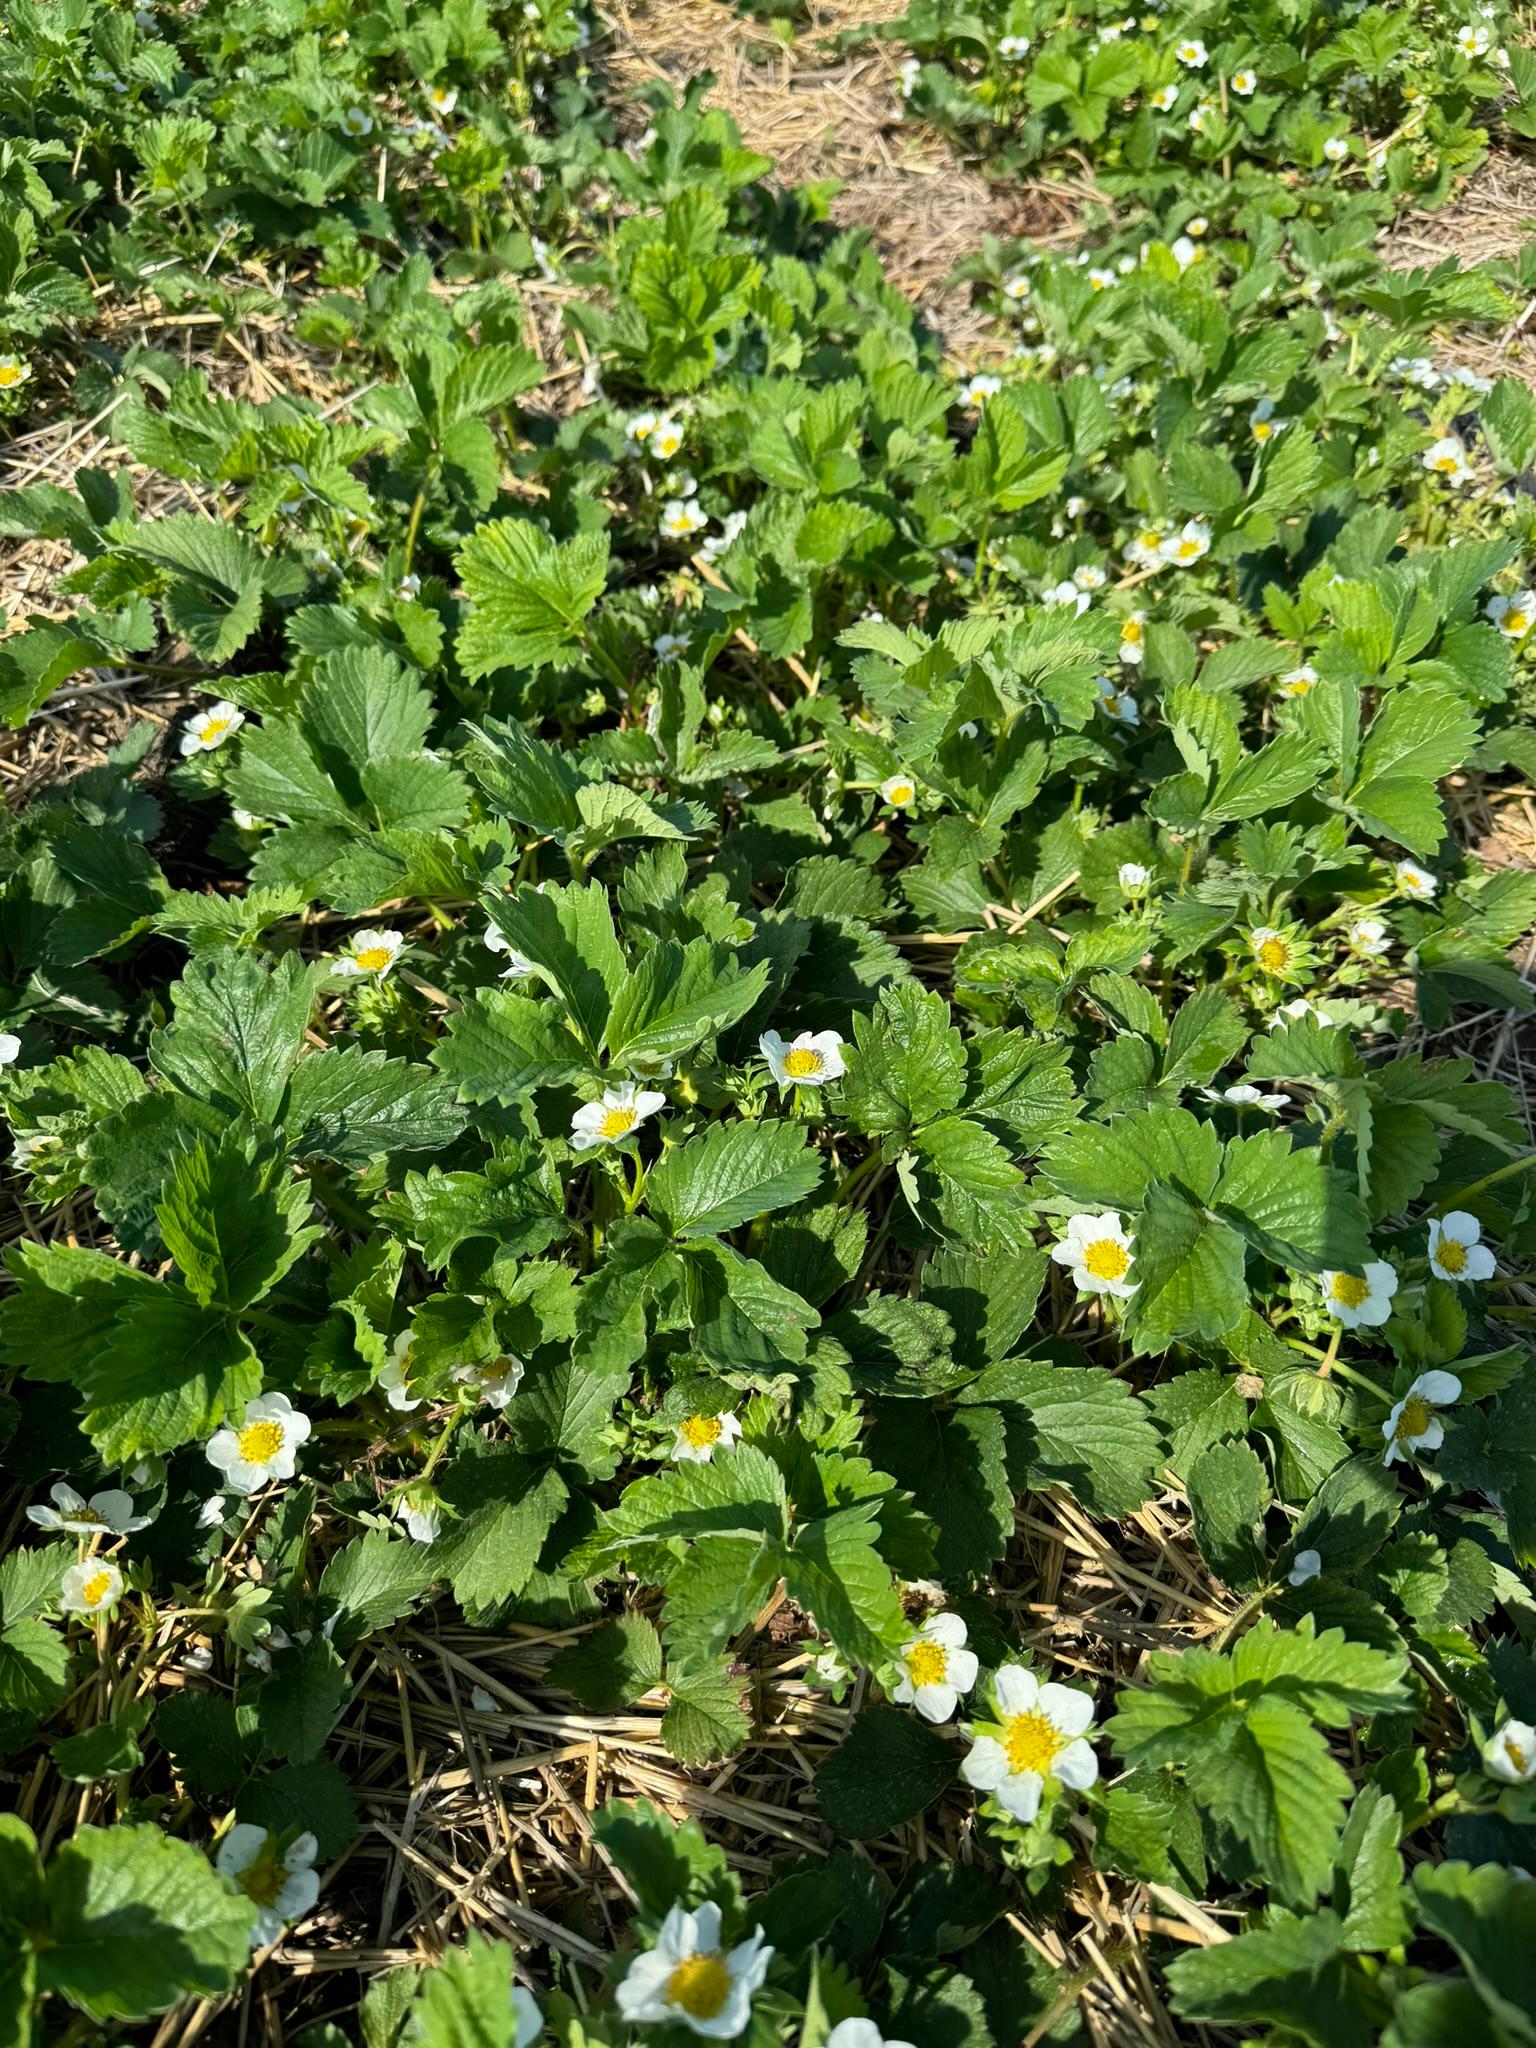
1329,1273,1370,1309
1283,677,1312,695
1256,937,1291,975
1175,539,1202,559
680,1415,723,1449
0,362,24,387
1504,1736,1530,1775
665,1954,733,2021
238,1419,285,1464
200,717,231,741
238,1855,287,1908
906,1641,949,1688
1121,619,1143,644
1137,529,1163,551
599,1105,638,1139
69,1506,106,1526
1432,455,1460,473
354,944,393,972
1003,1710,1064,1775
1394,1393,1433,1441
1082,1237,1129,1281
80,1569,114,1609
784,1048,825,1079
887,782,914,806
1507,610,1529,635
1253,421,1273,442
1436,1238,1467,1276
1102,692,1123,716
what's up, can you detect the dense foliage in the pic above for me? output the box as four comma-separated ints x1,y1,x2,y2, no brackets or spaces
2,0,1536,2043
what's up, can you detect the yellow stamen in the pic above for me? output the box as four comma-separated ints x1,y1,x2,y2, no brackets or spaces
1436,1238,1467,1276
1507,611,1529,635
1329,1274,1370,1309
238,1419,285,1463
1121,620,1143,645
599,1106,638,1139
1082,1237,1129,1282
665,1954,733,2020
1394,1393,1433,1441
783,1048,825,1079
1504,1736,1530,1775
906,1641,948,1688
80,1570,114,1608
239,1855,286,1907
680,1415,723,1449
354,945,393,972
1003,1710,1064,1775
1256,937,1291,975
887,783,914,806
0,363,24,388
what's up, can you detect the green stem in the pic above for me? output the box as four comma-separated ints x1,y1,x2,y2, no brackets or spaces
834,1148,884,1206
417,1404,464,1484
1431,1150,1536,1216
401,469,435,574
1324,1354,1393,1406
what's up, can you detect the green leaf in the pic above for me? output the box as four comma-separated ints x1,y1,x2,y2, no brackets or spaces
455,520,610,677
481,882,622,1057
588,1796,739,1924
546,1616,663,1712
283,1046,467,1165
1124,1183,1249,1354
1044,1106,1222,1210
816,1708,957,1839
0,1615,71,1755
319,1532,438,1651
783,1502,907,1670
36,1824,255,2021
1347,685,1480,857
1335,1783,1409,1954
662,1665,752,1765
84,1287,260,1463
431,991,588,1104
1200,1695,1354,1909
157,1139,320,1310
50,1703,151,1784
255,1634,350,1764
962,1353,1162,1516
150,953,317,1126
826,1296,967,1398
603,943,769,1071
433,1450,569,1617
1167,1911,1366,2048
842,980,967,1136
155,1692,256,1798
1187,1440,1269,1590
1214,1131,1368,1275
237,1759,358,1862
646,1120,822,1238
685,1241,818,1368
1412,1861,1536,2044
412,1930,523,2048
867,1404,1012,1580
1108,1621,1410,1906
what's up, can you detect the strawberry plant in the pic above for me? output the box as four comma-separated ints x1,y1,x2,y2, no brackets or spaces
1,2,1535,2042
